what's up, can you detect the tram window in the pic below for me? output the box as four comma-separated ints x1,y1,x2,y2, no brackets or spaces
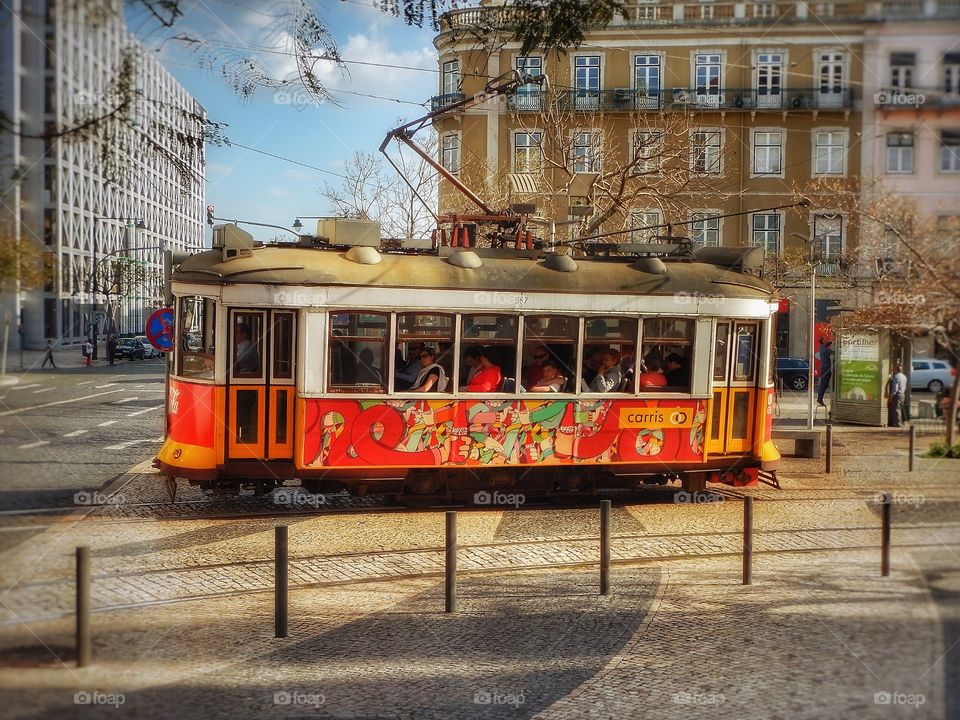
714,323,730,382
733,324,758,382
461,314,517,392
232,312,264,379
235,389,259,444
397,313,454,392
523,316,578,393
329,312,387,393
582,317,638,393
640,318,694,392
178,296,215,380
272,312,295,380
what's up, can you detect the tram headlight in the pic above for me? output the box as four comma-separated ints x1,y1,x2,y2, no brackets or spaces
173,448,182,460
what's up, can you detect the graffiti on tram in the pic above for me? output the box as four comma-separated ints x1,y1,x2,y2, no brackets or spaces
302,399,708,468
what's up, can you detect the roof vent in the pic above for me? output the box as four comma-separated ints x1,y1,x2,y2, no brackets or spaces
213,224,255,262
345,245,382,265
632,257,667,275
446,250,482,269
544,253,578,272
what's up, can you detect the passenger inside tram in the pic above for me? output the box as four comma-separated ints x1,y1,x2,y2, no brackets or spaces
464,347,502,392
528,359,565,393
638,355,668,389
410,346,448,393
355,348,383,385
664,352,689,387
590,349,623,393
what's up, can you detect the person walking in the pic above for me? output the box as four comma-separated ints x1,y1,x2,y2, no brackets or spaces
107,336,117,367
40,341,57,368
885,363,908,427
84,339,93,367
817,339,834,407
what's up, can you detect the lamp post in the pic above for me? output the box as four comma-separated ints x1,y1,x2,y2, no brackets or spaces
792,232,823,430
92,217,146,359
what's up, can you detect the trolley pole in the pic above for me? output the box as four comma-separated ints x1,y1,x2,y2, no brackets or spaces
909,425,916,472
76,546,91,667
275,525,288,638
742,497,753,585
600,500,611,595
881,493,891,577
445,511,457,613
825,423,833,474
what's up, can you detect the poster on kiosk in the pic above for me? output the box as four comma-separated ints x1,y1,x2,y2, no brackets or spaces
833,329,890,426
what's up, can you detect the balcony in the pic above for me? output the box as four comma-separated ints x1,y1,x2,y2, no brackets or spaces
430,93,465,112
504,88,855,113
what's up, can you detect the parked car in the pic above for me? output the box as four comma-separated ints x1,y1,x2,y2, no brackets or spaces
134,335,161,359
114,337,146,360
776,357,813,391
911,359,956,393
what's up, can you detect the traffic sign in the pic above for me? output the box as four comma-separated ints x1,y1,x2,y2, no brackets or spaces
146,307,175,351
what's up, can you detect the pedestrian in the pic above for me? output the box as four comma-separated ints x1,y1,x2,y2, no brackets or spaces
107,336,117,366
84,339,93,367
40,340,57,368
817,339,834,407
885,362,908,427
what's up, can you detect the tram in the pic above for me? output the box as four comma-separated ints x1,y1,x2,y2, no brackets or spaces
155,223,781,500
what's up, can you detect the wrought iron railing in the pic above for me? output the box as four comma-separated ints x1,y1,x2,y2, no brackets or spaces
430,93,465,112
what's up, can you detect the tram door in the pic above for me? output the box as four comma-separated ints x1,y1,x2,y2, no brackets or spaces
708,321,759,454
227,309,297,461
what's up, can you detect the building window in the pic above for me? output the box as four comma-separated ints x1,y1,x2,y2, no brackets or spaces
752,213,781,254
817,51,845,107
890,52,915,90
632,131,661,175
694,53,722,106
885,132,914,174
441,134,460,174
691,212,721,247
814,130,845,175
516,56,543,110
514,131,543,173
441,60,460,97
814,214,843,259
634,55,661,108
629,209,662,243
756,53,783,109
945,53,960,95
573,56,601,110
940,131,960,172
691,129,721,174
572,131,600,173
753,131,783,175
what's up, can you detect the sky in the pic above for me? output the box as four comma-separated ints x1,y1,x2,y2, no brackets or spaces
126,0,440,243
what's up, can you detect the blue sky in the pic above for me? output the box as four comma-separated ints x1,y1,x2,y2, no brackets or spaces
128,1,439,243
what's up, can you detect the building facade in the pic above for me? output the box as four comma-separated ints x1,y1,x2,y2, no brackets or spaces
0,0,205,351
431,0,960,358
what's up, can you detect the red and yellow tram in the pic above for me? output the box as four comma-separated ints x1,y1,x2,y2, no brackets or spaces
156,226,781,499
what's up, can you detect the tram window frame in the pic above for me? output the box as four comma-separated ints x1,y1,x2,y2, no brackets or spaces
580,317,639,395
732,322,759,383
327,311,389,394
177,295,216,381
460,314,518,393
231,311,266,381
396,312,455,393
521,315,580,394
639,317,695,393
271,311,296,382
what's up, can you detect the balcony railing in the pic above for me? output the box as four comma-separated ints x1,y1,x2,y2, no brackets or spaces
430,93,465,112
504,88,855,113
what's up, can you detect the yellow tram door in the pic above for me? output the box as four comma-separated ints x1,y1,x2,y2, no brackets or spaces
227,309,297,461
708,321,758,454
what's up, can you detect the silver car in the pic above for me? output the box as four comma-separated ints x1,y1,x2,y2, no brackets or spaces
911,359,956,393
134,335,162,359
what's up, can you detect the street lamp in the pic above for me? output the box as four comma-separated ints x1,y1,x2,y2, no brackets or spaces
792,231,824,430
92,217,147,359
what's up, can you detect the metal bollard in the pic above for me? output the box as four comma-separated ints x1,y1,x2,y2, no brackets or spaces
881,493,891,577
825,423,833,474
275,525,288,638
445,511,457,613
600,500,611,595
76,546,91,667
909,425,916,472
742,497,753,585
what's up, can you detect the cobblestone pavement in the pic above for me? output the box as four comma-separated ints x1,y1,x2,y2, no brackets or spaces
0,432,958,718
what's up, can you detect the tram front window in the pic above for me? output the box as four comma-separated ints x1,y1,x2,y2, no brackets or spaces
178,296,215,380
329,312,388,393
232,313,263,379
640,318,694,392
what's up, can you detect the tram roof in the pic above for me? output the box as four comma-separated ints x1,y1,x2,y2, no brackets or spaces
173,246,777,300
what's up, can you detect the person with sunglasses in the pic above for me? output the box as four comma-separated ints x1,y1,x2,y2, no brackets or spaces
395,341,425,390
411,346,448,393
523,346,550,387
